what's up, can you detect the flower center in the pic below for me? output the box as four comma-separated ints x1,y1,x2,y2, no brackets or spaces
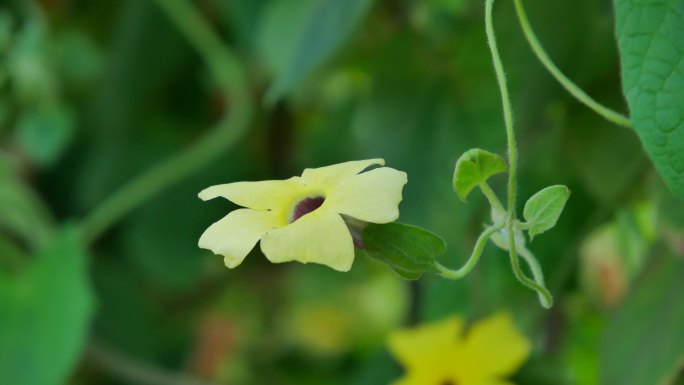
290,196,325,223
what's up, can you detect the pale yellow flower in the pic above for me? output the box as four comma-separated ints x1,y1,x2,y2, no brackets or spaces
198,159,407,271
388,312,530,385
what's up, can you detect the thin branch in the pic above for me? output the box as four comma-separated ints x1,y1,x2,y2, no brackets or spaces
80,0,254,243
87,341,224,385
513,0,632,128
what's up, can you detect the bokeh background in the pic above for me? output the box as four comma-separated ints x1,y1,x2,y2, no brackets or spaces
1,0,683,384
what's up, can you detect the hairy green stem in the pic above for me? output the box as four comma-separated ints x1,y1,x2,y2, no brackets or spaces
485,0,517,218
485,0,552,308
507,230,553,308
519,247,552,308
514,220,531,230
80,0,253,243
437,223,505,280
479,182,505,215
513,0,632,128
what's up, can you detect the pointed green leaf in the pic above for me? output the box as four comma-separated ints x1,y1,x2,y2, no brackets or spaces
363,223,445,280
523,185,571,240
615,0,684,199
259,0,374,103
453,148,507,201
0,228,94,385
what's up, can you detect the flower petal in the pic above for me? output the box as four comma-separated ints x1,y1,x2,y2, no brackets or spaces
388,316,464,373
326,167,407,223
301,159,385,190
391,374,445,385
461,380,516,385
198,209,279,268
461,312,531,378
260,209,355,272
198,177,305,214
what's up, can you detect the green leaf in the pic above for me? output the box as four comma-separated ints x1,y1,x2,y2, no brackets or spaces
362,223,445,280
614,0,684,199
0,228,94,385
523,185,571,240
600,257,684,385
452,148,507,201
259,0,374,103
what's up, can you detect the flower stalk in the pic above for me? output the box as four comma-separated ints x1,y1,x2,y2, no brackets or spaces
436,222,505,280
512,0,632,129
80,0,253,243
472,0,553,307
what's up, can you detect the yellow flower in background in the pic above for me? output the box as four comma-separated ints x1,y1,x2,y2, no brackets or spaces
198,159,407,271
388,313,530,385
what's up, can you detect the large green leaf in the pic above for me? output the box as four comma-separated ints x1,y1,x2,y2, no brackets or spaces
0,228,94,385
614,0,684,199
600,256,684,385
363,223,445,280
259,0,374,103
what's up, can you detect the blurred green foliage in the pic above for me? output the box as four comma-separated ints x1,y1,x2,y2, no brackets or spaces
0,228,93,385
0,0,683,384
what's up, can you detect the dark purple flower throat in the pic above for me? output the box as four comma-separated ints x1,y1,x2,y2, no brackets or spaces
290,196,325,223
